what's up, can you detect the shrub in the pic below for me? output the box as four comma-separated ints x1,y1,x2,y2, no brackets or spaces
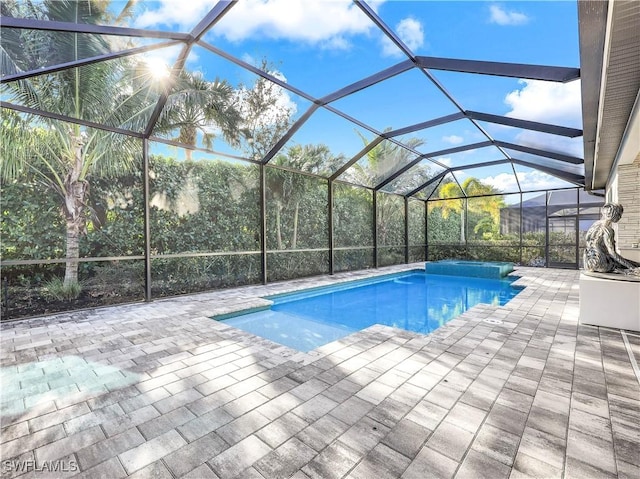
43,277,82,301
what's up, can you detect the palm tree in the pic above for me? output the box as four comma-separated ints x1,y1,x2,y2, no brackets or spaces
438,181,466,242
463,178,504,239
345,131,426,246
268,144,344,249
153,70,242,161
344,130,425,188
438,177,504,242
1,0,149,289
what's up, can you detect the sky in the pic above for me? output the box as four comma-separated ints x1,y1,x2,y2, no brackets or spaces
124,0,583,195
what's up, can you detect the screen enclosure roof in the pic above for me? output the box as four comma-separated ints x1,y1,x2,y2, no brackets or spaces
1,0,593,200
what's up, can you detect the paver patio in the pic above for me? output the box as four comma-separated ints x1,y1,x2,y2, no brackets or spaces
1,265,639,479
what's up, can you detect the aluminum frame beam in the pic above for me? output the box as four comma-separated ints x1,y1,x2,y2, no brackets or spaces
355,1,416,60
511,159,585,186
449,159,512,172
384,112,466,138
420,141,493,159
329,136,384,181
406,171,448,198
190,1,236,42
262,104,321,164
496,141,584,165
466,111,583,138
1,101,145,138
320,60,414,105
1,41,181,83
143,45,191,138
416,56,580,82
0,16,191,41
197,41,316,104
143,2,237,139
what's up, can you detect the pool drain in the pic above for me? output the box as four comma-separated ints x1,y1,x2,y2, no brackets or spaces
483,318,503,325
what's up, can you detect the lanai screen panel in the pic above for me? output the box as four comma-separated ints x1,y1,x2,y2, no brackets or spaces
150,45,315,162
376,0,580,63
380,160,447,196
265,169,329,282
3,51,166,131
452,163,521,196
333,182,374,272
201,0,403,98
467,193,521,263
408,198,426,262
376,192,406,267
513,163,583,191
401,119,484,158
330,68,459,133
272,107,370,177
338,139,420,188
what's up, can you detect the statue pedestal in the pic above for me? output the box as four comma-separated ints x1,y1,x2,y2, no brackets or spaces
579,273,640,331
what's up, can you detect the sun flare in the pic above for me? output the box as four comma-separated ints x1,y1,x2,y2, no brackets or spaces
144,56,171,81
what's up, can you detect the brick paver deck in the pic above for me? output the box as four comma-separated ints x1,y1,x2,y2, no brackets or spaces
1,265,639,478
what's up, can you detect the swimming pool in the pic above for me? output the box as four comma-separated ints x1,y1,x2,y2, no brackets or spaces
217,271,522,352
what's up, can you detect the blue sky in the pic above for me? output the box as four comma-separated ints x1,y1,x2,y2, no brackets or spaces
130,0,583,194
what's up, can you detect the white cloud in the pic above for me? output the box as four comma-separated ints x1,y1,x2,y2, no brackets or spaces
489,4,529,26
482,170,571,192
436,157,453,167
505,79,582,126
481,172,518,192
503,79,584,157
514,131,584,157
220,0,375,47
515,170,573,190
135,0,217,30
136,0,382,49
442,134,464,145
381,17,425,57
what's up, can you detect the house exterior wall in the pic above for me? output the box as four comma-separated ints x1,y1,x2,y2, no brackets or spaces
606,91,640,263
611,156,640,262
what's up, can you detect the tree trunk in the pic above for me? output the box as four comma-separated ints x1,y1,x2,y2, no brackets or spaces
179,126,196,162
62,134,88,288
460,207,466,243
64,214,82,286
292,202,299,249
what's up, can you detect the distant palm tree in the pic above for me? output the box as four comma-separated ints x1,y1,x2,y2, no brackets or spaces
1,0,147,289
437,181,466,242
345,131,425,246
345,130,425,188
438,177,503,242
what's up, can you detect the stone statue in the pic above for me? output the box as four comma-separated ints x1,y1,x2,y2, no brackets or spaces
583,203,640,275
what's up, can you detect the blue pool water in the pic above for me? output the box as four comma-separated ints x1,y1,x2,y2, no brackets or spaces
219,271,522,352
